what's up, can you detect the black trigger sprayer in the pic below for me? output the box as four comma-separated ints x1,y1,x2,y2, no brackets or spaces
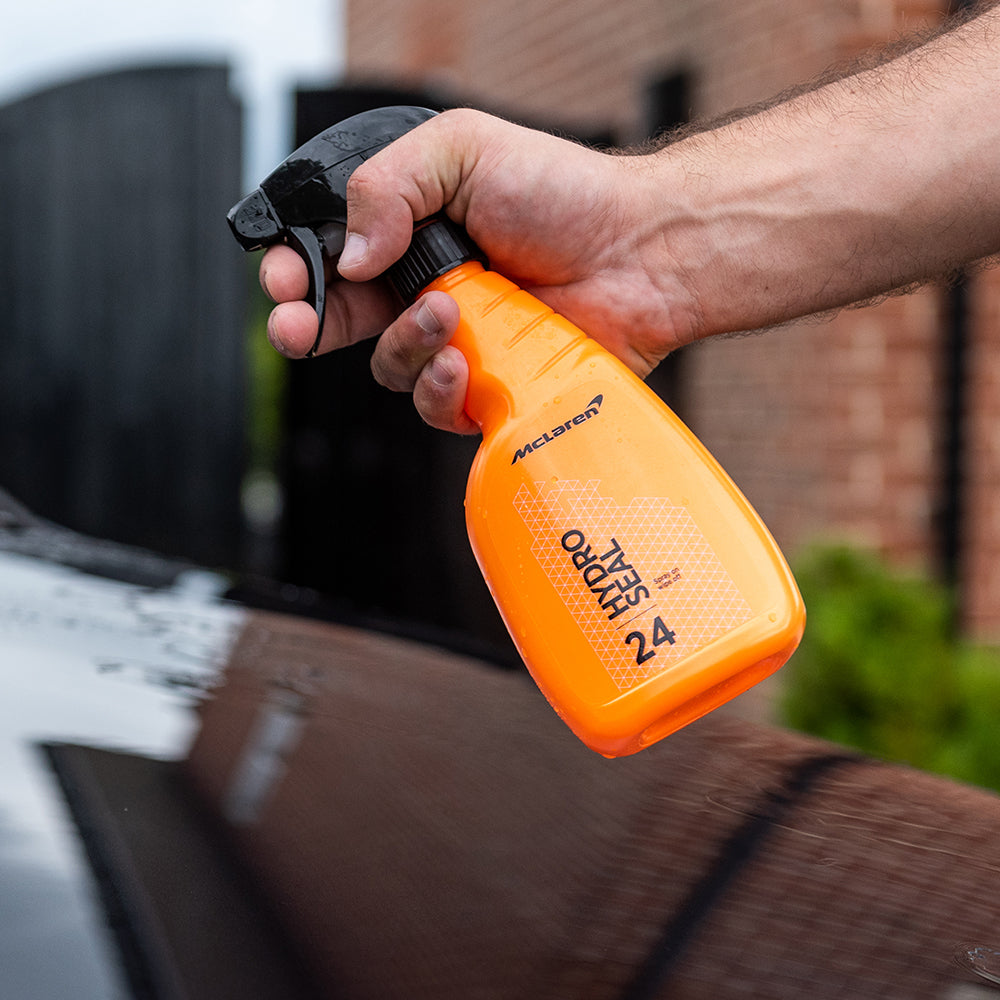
227,106,805,757
227,106,483,357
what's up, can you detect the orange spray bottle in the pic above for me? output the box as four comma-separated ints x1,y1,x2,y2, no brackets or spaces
228,107,805,757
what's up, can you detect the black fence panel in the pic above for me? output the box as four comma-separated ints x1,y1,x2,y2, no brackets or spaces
0,64,245,568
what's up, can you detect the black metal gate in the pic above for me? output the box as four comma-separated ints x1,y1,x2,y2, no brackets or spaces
0,64,245,568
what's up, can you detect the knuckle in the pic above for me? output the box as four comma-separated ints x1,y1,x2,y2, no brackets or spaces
370,340,417,392
436,107,483,134
343,167,383,221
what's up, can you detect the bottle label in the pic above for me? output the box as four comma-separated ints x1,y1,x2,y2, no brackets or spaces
513,480,752,690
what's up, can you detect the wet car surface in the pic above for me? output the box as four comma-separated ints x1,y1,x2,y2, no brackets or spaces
0,506,245,998
0,491,318,998
6,487,1000,999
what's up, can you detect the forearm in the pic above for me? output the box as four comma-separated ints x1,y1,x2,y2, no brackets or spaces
645,2,1000,341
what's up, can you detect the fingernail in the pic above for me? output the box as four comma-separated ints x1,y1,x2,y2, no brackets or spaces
338,232,369,272
259,264,272,300
426,353,455,388
415,298,445,343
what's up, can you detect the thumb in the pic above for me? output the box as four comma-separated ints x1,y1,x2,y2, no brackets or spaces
337,109,482,282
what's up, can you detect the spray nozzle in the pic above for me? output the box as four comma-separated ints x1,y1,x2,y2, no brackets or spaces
228,105,484,357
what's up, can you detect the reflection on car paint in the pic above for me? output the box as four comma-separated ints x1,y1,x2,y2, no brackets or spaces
0,550,245,999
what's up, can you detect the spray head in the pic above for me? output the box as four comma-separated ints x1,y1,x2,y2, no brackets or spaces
227,105,485,357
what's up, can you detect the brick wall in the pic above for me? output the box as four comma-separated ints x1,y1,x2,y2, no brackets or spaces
689,288,946,563
344,0,1000,637
346,0,859,137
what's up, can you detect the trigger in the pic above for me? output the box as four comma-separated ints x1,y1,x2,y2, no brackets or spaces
286,226,327,357
317,222,347,258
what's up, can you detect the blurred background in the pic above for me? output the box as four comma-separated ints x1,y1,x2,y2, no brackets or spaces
8,3,1000,998
2,0,999,762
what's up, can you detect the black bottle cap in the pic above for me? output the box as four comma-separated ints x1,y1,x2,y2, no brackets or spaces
388,217,488,304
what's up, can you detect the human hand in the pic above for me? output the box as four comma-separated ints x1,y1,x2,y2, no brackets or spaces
260,109,694,433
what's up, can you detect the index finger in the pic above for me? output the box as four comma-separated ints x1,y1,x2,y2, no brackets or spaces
259,244,310,302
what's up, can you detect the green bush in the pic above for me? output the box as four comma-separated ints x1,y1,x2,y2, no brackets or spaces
779,545,1000,791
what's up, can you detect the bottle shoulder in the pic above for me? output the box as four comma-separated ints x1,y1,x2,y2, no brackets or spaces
428,265,667,435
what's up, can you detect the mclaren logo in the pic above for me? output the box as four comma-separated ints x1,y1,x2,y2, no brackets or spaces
511,395,604,464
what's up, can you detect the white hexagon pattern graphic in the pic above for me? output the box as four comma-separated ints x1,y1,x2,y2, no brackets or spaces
513,480,753,690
